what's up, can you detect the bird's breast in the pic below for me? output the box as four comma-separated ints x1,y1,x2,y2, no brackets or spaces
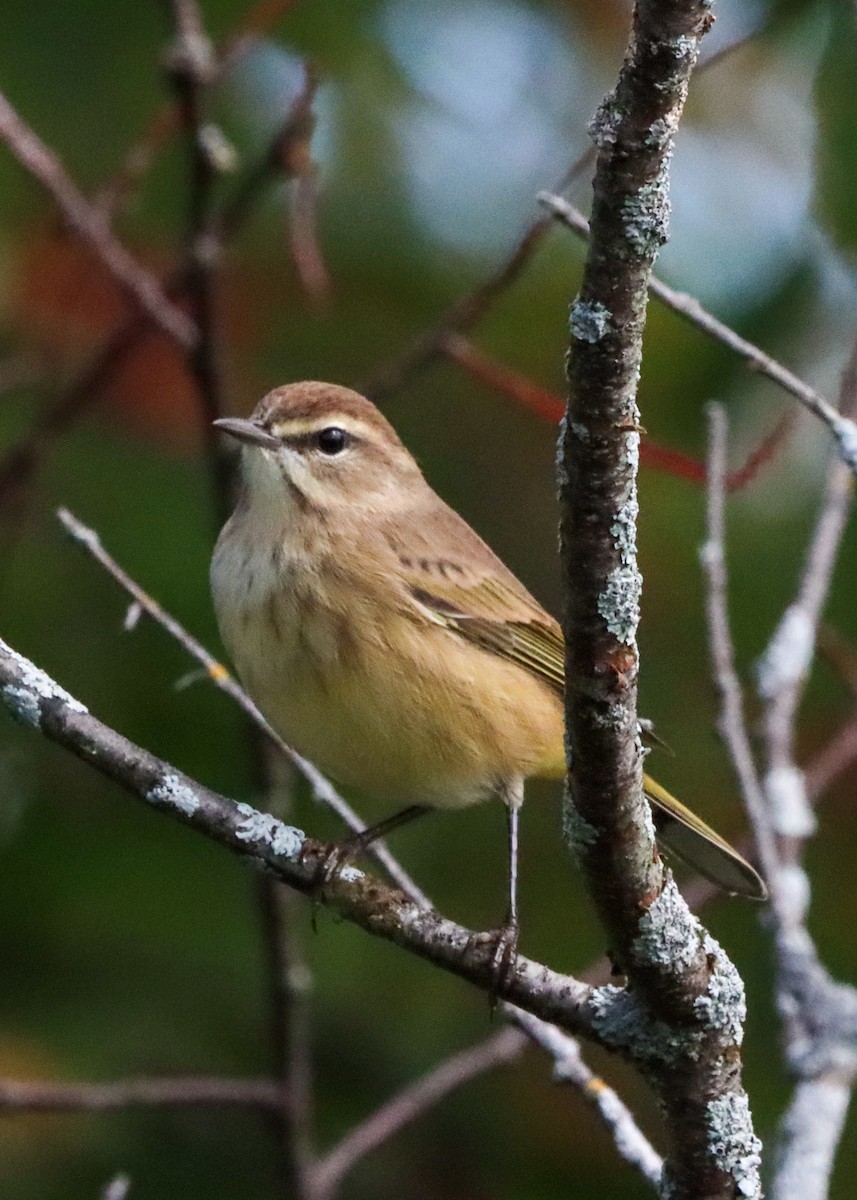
211,522,565,807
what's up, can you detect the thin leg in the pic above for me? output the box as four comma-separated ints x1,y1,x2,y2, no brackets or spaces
505,800,520,930
482,779,524,1005
314,804,431,889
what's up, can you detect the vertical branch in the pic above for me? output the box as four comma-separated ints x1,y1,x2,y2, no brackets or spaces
164,0,233,522
755,339,857,1200
163,5,317,1195
560,4,762,1199
560,0,711,950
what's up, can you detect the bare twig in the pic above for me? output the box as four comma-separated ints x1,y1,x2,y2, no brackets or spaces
56,507,430,907
509,1009,663,1188
361,150,593,402
0,92,196,350
701,405,781,890
0,85,322,520
363,22,762,405
559,4,760,1198
311,1027,524,1199
0,1075,282,1113
752,337,857,1200
97,0,304,217
445,332,795,492
543,194,857,473
164,0,233,521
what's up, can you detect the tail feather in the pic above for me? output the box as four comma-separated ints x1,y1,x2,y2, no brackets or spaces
643,773,768,901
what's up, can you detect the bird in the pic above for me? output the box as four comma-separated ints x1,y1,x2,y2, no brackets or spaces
210,380,766,972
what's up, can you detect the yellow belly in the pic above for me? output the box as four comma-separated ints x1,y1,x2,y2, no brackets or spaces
212,548,564,807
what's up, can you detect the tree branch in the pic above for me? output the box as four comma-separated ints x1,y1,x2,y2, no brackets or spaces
0,92,196,350
542,193,857,470
0,636,603,1038
0,1075,282,1113
56,506,429,906
559,4,760,1198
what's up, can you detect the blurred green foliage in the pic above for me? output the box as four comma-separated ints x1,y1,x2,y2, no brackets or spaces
1,0,856,1196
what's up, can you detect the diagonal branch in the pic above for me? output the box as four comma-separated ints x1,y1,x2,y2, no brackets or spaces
543,194,857,472
56,506,429,906
0,635,600,1038
0,92,196,351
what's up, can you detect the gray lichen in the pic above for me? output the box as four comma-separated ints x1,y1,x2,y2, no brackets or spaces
756,603,815,699
706,1093,763,1199
695,934,746,1044
621,178,671,256
597,564,642,645
234,802,305,859
632,877,700,972
588,94,621,148
763,764,816,839
610,496,639,565
589,984,693,1066
0,638,88,728
569,298,612,344
148,773,199,818
562,796,599,853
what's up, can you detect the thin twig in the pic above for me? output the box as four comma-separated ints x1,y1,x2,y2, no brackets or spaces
0,1075,282,1113
0,92,195,350
543,194,857,473
165,0,233,522
509,1009,663,1189
362,22,761,405
311,1028,524,1199
56,506,429,906
96,0,304,218
0,87,322,519
444,332,795,492
701,404,781,892
753,334,857,1200
361,150,593,401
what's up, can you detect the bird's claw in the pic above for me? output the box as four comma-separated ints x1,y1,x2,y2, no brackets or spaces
471,919,520,1012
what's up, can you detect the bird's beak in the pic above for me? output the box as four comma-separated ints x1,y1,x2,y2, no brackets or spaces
213,417,281,451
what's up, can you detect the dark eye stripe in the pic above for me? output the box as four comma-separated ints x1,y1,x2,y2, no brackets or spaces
281,428,355,452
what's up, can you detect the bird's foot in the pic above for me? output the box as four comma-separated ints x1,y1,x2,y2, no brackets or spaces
471,918,520,1012
306,838,358,932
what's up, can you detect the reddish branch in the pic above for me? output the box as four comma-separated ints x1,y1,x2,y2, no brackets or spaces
444,332,794,492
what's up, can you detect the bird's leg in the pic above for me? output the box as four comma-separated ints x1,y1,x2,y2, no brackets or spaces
481,779,523,1006
311,804,431,893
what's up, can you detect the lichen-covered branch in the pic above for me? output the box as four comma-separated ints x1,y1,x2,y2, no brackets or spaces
559,4,761,1198
0,636,601,1038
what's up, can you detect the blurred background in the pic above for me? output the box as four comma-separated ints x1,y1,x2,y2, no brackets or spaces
1,0,856,1195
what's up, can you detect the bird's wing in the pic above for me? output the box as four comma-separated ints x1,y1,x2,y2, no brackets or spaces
382,502,565,695
380,503,767,902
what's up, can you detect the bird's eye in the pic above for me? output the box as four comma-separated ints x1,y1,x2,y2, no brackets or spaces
315,427,350,455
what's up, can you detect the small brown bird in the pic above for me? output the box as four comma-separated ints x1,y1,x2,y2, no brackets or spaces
211,382,766,963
